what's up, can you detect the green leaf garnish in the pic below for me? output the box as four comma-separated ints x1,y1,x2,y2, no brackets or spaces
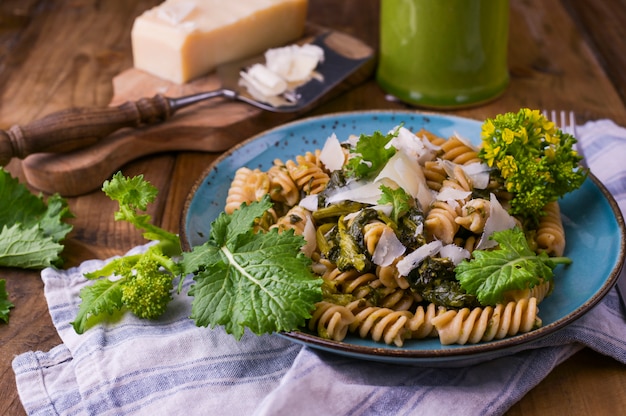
0,168,72,268
183,196,323,340
343,128,398,180
455,227,571,305
378,184,411,223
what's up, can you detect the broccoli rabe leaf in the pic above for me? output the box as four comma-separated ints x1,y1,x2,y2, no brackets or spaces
455,227,571,305
378,184,411,224
183,196,323,340
1,279,14,323
73,277,125,333
0,224,65,269
343,129,398,180
0,168,72,268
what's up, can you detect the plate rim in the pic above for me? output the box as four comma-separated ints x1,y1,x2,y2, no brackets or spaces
179,109,626,361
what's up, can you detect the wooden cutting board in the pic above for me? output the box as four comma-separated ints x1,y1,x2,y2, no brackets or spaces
21,28,375,196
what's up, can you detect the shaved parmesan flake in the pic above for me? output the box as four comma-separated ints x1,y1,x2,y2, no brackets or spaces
265,43,324,82
389,126,439,163
461,162,491,189
371,204,393,217
319,133,344,171
325,178,395,205
346,134,359,147
301,217,317,257
439,244,470,265
344,205,393,223
476,193,517,250
372,227,406,267
240,64,287,97
397,240,443,276
375,151,434,210
440,159,489,190
436,187,471,202
299,194,318,212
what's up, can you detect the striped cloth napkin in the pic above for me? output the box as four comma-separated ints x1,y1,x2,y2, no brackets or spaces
12,119,626,416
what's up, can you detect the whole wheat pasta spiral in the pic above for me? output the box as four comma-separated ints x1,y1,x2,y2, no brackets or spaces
376,258,411,290
362,221,393,256
535,201,566,256
285,158,329,195
431,298,540,345
347,301,412,346
297,150,325,169
453,235,480,254
417,128,447,147
423,160,447,191
425,200,461,244
405,302,442,339
323,267,378,299
308,301,355,341
503,280,553,304
443,165,473,194
271,205,313,236
267,163,300,207
440,135,481,165
225,167,271,214
456,198,491,234
375,286,420,311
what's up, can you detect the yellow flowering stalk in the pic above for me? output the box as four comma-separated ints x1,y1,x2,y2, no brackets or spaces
479,108,587,224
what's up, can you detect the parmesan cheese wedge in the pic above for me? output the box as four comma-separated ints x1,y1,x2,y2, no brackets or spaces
131,0,309,83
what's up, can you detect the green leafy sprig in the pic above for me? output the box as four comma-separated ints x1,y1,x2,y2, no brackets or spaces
378,184,411,223
72,173,182,334
455,227,572,305
343,128,399,180
182,195,323,340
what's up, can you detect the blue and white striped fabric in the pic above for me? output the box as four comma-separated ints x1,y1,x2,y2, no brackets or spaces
13,119,626,416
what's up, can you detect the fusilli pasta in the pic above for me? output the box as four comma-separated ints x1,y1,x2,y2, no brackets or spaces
222,125,568,347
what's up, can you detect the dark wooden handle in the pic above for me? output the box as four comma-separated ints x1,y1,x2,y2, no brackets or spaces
0,94,173,165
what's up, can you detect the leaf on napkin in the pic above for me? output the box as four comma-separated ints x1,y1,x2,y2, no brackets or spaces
0,168,73,268
73,277,125,333
183,196,323,340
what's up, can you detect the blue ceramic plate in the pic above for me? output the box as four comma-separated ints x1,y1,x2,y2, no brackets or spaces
181,111,625,366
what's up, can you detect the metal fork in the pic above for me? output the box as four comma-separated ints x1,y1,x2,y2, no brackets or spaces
544,109,626,312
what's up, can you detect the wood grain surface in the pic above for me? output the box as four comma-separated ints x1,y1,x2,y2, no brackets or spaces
1,1,625,415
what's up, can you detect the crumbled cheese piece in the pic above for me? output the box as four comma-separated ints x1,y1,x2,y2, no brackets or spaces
239,43,324,106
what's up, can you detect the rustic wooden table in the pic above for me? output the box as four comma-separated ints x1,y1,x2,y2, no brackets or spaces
1,0,625,414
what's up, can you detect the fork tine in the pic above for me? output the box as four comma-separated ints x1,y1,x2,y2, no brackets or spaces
542,109,575,135
569,111,576,137
543,109,587,168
